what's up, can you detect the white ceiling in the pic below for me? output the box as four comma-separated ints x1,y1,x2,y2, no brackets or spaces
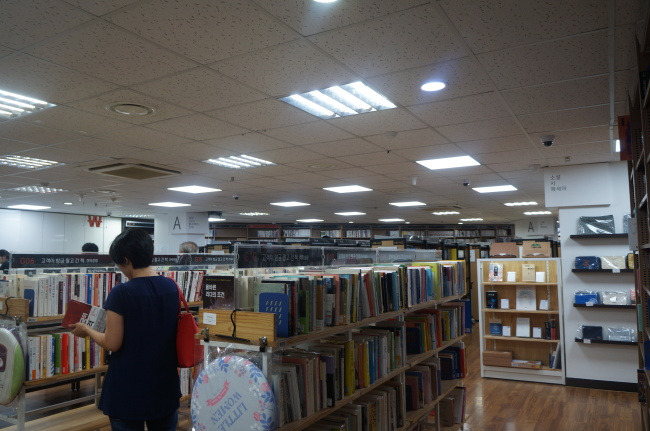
0,0,642,225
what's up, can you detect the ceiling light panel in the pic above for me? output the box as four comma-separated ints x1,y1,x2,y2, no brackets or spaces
297,218,323,222
431,211,459,215
0,89,55,119
335,212,366,216
524,211,552,215
148,202,191,207
123,214,153,218
11,185,67,193
323,185,372,193
460,218,483,221
416,155,480,170
270,201,310,207
204,155,275,169
379,218,404,222
280,81,396,119
504,201,538,206
167,185,222,194
7,204,51,210
240,212,270,216
389,201,426,207
0,155,63,170
208,217,226,221
472,185,517,193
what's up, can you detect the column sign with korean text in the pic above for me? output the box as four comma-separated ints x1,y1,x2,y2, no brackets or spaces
543,163,612,207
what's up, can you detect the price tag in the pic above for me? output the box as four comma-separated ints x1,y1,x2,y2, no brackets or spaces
612,268,621,273
203,312,217,326
584,339,591,344
586,302,594,307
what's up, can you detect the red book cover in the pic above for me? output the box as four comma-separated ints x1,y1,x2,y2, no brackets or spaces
61,333,69,374
62,300,106,332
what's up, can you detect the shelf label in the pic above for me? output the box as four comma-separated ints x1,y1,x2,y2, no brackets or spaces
612,268,621,273
584,339,591,344
586,302,594,306
203,313,217,326
10,254,114,268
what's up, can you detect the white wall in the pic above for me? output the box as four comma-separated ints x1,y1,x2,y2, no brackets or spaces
153,215,208,254
514,216,558,239
0,209,122,254
558,162,636,384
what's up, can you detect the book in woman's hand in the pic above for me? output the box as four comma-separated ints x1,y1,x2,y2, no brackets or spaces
62,300,106,332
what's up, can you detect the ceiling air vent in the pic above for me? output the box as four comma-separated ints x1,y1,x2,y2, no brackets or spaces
87,163,180,180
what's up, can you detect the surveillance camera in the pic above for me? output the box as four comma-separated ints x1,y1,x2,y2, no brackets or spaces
106,211,112,217
232,194,239,200
462,180,470,187
541,134,555,147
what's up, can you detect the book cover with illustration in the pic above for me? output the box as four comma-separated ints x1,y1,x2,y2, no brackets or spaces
201,275,235,310
62,300,106,332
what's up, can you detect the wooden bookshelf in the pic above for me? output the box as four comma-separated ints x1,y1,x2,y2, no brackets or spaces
483,335,560,343
404,379,462,426
26,315,64,323
482,308,560,314
24,366,108,388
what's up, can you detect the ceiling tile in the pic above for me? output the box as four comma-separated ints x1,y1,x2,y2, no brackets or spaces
409,92,511,127
437,117,522,142
207,99,316,131
0,46,15,59
542,141,612,158
308,4,468,77
302,166,375,180
1,0,94,49
16,106,132,136
61,0,141,16
264,120,355,145
53,138,143,158
0,53,118,104
206,133,292,153
474,148,544,165
336,151,408,167
255,0,427,36
616,0,643,25
14,146,106,165
0,120,83,146
67,88,194,125
93,125,192,150
366,56,494,107
303,138,385,158
210,39,358,97
127,149,193,167
146,114,248,141
546,152,618,166
519,105,609,134
455,135,532,155
249,146,324,164
157,141,225,162
25,21,195,86
391,143,478,163
439,0,607,53
486,161,536,173
0,137,41,154
133,67,265,112
479,31,607,90
616,24,637,71
365,128,449,150
107,0,299,64
548,126,610,147
327,108,427,136
274,171,333,186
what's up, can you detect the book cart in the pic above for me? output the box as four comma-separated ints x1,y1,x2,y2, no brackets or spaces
198,244,470,430
0,252,235,431
477,258,565,385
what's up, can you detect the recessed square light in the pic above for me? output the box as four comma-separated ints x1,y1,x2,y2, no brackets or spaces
0,89,55,120
389,201,426,207
0,155,63,170
460,218,483,221
335,212,366,216
297,218,324,222
416,155,480,170
504,201,537,206
323,185,372,193
379,218,404,222
270,201,310,207
148,202,191,207
8,204,51,210
472,185,517,193
11,185,67,193
421,81,446,92
280,81,396,119
524,211,552,215
431,211,459,215
168,185,221,194
204,155,275,169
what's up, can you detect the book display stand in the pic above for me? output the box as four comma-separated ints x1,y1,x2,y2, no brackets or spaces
477,258,565,385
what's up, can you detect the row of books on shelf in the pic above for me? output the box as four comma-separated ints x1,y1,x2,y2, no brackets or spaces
488,318,559,340
405,302,469,354
26,333,106,381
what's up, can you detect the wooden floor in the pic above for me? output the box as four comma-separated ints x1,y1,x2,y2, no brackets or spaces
0,328,641,430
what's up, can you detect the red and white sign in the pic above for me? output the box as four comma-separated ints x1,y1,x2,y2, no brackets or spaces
87,215,103,228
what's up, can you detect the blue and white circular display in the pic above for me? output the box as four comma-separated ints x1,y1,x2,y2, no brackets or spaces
191,355,276,431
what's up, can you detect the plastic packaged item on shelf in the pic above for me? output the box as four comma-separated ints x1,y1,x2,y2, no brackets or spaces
577,215,615,234
607,327,637,342
599,291,628,305
623,214,631,233
627,253,635,269
574,256,601,270
0,320,26,406
600,256,626,270
488,263,504,281
574,291,599,305
577,325,603,340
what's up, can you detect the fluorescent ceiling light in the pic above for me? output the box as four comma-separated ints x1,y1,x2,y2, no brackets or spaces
297,218,323,222
472,185,517,193
323,185,372,193
148,202,191,207
8,204,51,210
389,201,426,207
240,212,270,216
416,155,480,170
0,89,55,119
208,217,226,222
280,81,396,119
168,185,221,194
123,214,153,218
314,0,337,2
11,185,66,193
0,155,63,170
524,211,552,215
63,202,73,205
504,201,537,206
270,201,310,207
460,218,483,221
615,139,621,152
421,81,446,92
379,218,404,222
204,154,275,169
335,212,366,216
431,211,459,215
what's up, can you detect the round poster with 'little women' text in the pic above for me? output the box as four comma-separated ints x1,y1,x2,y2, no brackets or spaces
191,355,276,431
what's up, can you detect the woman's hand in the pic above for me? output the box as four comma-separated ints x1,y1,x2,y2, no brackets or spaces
69,322,91,338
